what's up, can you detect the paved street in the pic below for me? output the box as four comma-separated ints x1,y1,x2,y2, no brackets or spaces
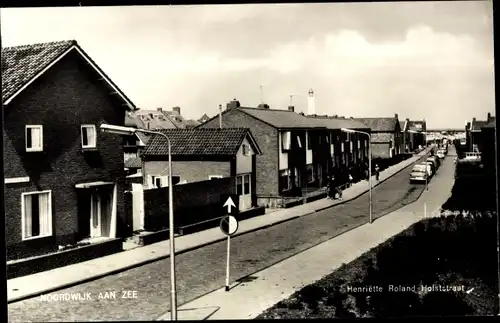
8,155,430,322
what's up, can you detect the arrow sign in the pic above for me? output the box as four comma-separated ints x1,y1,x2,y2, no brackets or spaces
223,196,236,214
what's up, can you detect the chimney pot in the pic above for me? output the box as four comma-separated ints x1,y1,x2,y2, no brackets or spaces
288,105,295,112
472,117,476,122
395,113,398,119
157,107,162,112
258,103,269,109
487,112,491,121
172,106,181,115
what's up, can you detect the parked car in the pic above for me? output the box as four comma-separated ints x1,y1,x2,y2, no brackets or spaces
410,164,429,184
427,156,440,169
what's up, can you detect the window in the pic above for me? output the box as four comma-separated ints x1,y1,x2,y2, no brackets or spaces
281,131,291,151
307,132,312,149
242,144,252,156
81,125,97,149
358,140,361,149
22,191,52,240
350,141,353,152
209,175,223,180
25,125,43,152
279,169,291,191
307,164,314,183
341,142,344,153
236,174,251,195
330,143,335,156
326,134,330,144
294,168,300,187
149,175,180,188
297,135,302,148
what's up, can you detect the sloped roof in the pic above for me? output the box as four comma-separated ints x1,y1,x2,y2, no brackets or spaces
305,115,371,130
125,156,142,169
408,120,426,131
471,119,488,131
183,119,201,128
2,40,136,109
481,120,496,129
239,107,325,129
135,132,150,145
143,128,261,156
198,113,210,123
354,117,398,132
130,110,177,130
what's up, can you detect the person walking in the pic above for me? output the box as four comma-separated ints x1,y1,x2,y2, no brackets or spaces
374,164,380,182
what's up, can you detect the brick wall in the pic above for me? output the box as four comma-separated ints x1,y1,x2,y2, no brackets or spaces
143,160,231,185
371,142,391,159
3,51,128,259
199,109,280,197
143,177,236,230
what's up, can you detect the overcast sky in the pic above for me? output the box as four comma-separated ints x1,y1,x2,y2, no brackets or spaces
1,2,495,128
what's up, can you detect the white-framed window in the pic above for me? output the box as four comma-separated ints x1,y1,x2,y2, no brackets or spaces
280,169,291,191
236,174,251,195
81,124,97,149
242,144,252,156
148,175,181,188
21,190,52,240
25,125,43,152
281,131,291,151
350,141,353,152
341,142,344,153
209,175,223,180
358,140,360,149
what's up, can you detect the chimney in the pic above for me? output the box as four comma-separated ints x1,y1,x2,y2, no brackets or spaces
472,117,476,123
288,105,295,112
307,89,315,115
226,99,241,110
157,107,163,112
172,106,181,115
258,103,270,109
219,104,223,129
394,113,398,119
487,112,491,122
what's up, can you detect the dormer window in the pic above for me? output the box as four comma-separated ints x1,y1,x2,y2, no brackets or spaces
242,144,252,156
81,125,97,149
281,131,291,151
26,125,43,152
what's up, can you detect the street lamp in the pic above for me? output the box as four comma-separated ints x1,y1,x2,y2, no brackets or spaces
341,128,372,224
100,124,178,320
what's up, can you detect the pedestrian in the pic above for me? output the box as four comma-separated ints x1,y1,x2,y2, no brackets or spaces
327,175,334,199
374,164,380,181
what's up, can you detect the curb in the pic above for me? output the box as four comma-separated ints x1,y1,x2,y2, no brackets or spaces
314,153,430,213
7,152,430,304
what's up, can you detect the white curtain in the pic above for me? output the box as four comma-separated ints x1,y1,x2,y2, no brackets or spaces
39,193,50,235
87,126,96,147
24,195,33,237
31,127,42,149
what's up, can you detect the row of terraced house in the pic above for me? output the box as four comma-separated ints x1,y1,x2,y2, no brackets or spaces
2,40,425,269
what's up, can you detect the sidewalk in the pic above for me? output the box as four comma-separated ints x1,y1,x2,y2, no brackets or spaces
7,148,431,304
157,147,449,321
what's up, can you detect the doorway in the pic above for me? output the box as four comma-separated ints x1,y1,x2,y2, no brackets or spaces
90,186,113,238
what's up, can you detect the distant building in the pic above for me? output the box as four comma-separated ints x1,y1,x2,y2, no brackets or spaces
354,114,403,159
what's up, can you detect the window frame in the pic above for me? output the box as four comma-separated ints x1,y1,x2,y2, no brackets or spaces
209,175,223,180
25,125,44,152
21,190,53,241
279,169,291,191
81,124,97,149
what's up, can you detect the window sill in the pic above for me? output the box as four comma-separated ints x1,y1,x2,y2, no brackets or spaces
81,147,98,152
25,149,43,153
22,233,52,241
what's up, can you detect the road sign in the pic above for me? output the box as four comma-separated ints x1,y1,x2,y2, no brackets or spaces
220,215,238,236
220,194,239,215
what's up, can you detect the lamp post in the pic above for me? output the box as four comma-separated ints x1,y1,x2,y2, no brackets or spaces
100,124,177,320
341,128,372,224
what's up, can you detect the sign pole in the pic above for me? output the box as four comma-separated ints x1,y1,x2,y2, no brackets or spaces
225,234,231,291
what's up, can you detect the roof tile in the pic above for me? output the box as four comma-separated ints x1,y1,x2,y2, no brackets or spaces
2,40,75,101
143,128,253,156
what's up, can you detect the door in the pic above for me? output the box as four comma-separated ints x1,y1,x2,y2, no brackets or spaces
90,187,113,238
131,183,145,231
237,174,252,211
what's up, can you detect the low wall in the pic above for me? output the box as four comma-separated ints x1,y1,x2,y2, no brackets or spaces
7,238,123,279
143,177,237,231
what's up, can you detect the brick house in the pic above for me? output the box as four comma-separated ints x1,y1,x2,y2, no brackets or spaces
141,128,262,212
198,100,370,207
355,114,402,159
401,118,427,152
2,40,136,260
467,113,495,152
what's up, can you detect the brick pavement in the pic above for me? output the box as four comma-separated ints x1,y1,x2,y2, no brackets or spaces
156,146,451,320
7,147,432,304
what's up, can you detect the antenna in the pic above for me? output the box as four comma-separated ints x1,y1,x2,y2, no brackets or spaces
289,95,293,106
260,85,263,103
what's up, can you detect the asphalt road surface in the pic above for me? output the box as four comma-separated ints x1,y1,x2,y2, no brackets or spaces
8,154,432,322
